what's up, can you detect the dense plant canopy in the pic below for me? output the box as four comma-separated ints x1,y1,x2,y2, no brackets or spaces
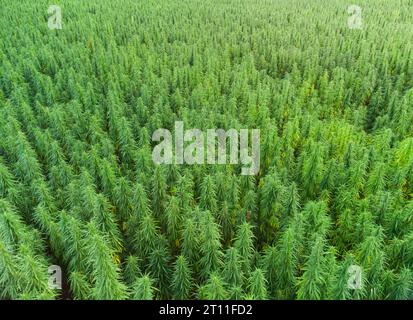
0,0,412,300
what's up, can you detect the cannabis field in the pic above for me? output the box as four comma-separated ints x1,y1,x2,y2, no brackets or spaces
0,0,413,300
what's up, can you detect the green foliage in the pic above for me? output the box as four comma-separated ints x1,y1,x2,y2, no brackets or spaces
84,223,128,300
198,211,224,280
198,273,228,300
0,240,20,299
69,271,92,300
199,175,218,213
0,0,412,301
266,226,299,299
171,255,192,300
148,238,171,299
181,217,199,266
132,275,156,300
248,269,268,300
297,236,329,300
123,255,142,285
329,254,360,300
133,212,160,263
386,268,413,300
165,196,182,250
234,222,255,275
222,247,244,288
